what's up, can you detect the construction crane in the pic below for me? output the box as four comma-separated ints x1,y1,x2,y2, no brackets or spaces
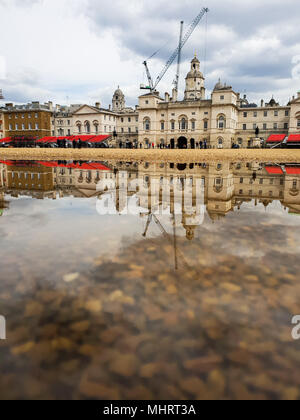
174,21,184,92
140,7,209,92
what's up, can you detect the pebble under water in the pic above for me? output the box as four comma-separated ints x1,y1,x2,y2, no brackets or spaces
0,159,300,400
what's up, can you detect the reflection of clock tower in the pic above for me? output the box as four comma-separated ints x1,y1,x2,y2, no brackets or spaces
184,56,206,100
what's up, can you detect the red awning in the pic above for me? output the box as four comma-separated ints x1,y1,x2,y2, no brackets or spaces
37,135,111,144
0,137,12,143
37,161,111,171
266,134,286,143
285,166,300,175
0,160,14,166
287,134,300,143
265,166,284,174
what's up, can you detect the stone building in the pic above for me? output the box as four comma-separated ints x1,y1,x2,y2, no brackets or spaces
113,87,139,148
137,55,300,149
2,101,53,140
0,109,5,139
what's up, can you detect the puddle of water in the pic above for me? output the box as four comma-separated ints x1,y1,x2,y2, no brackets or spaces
0,159,300,400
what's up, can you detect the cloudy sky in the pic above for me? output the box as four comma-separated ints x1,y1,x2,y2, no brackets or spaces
0,0,300,108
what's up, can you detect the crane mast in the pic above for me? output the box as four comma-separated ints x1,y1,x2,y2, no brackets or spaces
141,7,209,93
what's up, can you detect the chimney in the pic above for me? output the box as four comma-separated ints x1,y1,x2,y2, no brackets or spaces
165,92,170,102
109,104,111,111
95,102,100,109
56,104,61,112
48,101,53,111
261,99,264,107
172,88,178,102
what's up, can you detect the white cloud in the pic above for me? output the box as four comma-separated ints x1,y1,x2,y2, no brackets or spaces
0,0,299,108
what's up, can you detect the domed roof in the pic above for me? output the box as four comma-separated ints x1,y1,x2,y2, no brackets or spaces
186,69,204,79
113,86,124,97
214,79,224,91
191,56,200,64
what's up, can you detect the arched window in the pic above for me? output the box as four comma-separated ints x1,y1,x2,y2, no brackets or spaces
217,115,226,129
76,122,82,134
144,118,150,131
93,121,99,133
180,118,187,130
218,138,223,149
84,121,91,134
297,118,300,128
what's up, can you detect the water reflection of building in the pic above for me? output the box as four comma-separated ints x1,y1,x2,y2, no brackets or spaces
5,162,54,199
0,162,8,215
1,160,300,226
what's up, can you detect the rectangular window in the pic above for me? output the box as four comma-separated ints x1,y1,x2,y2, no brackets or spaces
274,111,278,117
284,123,288,129
204,121,208,130
28,114,31,119
9,124,12,130
35,113,38,118
192,121,195,130
240,178,243,184
254,112,257,117
253,124,257,130
28,123,32,130
35,123,39,129
285,110,289,117
161,122,165,131
128,127,131,133
22,124,25,130
297,120,300,128
128,118,131,122
264,111,268,117
243,112,247,118
15,124,18,130
274,123,278,130
263,123,267,130
220,96,224,100
243,124,247,130
171,122,175,130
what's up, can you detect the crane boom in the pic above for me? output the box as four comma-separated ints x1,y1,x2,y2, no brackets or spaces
152,7,209,91
174,21,184,92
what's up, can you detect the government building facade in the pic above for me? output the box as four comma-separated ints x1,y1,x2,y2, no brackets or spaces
138,56,300,149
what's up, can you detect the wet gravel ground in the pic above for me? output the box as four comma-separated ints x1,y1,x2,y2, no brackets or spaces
0,195,300,400
1,148,300,163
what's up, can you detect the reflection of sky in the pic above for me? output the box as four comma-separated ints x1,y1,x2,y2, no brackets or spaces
1,191,300,287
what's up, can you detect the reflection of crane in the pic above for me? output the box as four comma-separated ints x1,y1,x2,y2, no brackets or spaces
141,7,209,92
143,213,191,271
